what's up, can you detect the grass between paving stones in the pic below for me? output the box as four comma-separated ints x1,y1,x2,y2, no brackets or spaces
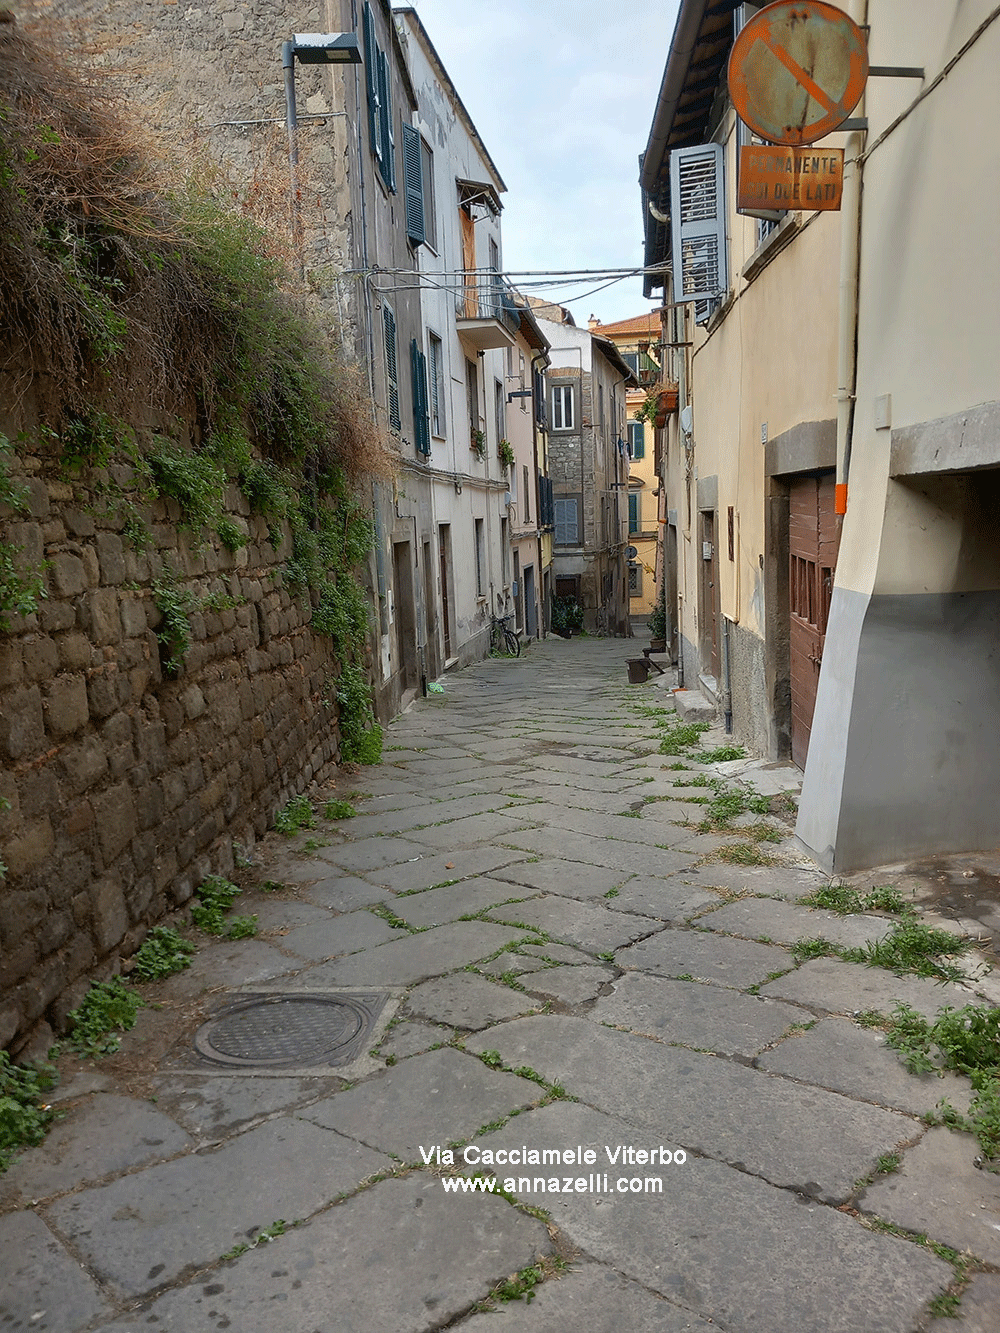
0,1053,58,1173
475,1256,571,1310
221,1218,301,1261
323,799,356,820
710,842,777,866
477,1050,569,1101
370,903,421,932
878,1001,1000,1167
799,883,911,915
790,920,971,983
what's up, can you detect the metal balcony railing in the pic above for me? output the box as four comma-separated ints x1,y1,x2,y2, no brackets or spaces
456,270,521,336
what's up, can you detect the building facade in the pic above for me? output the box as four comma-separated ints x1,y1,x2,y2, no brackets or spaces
642,0,1000,870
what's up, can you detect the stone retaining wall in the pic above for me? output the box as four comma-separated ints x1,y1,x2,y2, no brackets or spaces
0,434,345,1055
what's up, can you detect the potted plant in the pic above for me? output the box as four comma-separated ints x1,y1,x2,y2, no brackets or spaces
647,586,667,652
471,428,486,460
498,438,515,470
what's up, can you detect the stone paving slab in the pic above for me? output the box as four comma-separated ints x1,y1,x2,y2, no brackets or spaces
522,770,640,795
379,1020,453,1061
698,898,895,948
605,877,720,922
520,942,594,964
513,802,696,849
617,929,792,989
0,1209,112,1333
952,1275,1000,1332
756,1016,974,1116
506,785,659,815
487,857,632,900
405,973,541,1030
406,811,540,850
0,1094,191,1205
47,1118,390,1296
99,1174,552,1333
473,1099,949,1333
277,909,400,960
485,894,658,954
477,954,552,980
156,938,300,999
466,1015,913,1202
246,898,335,932
670,862,831,900
454,1261,715,1331
314,835,433,874
591,974,804,1056
519,964,616,1005
392,876,537,929
759,956,975,1020
293,873,387,911
373,847,532,894
502,827,697,878
147,1074,341,1138
304,921,529,987
342,793,529,839
298,1047,542,1162
861,1126,1000,1264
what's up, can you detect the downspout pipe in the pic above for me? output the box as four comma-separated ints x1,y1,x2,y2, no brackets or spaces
282,41,304,281
836,0,869,515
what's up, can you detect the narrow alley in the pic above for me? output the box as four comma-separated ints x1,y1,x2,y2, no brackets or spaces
4,636,999,1333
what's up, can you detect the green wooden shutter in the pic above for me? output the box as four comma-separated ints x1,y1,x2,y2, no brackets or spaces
411,338,430,454
378,50,396,192
402,124,425,245
383,304,399,430
362,4,383,168
628,492,639,533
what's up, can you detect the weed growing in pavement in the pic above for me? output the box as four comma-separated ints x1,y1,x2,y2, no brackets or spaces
274,795,315,835
67,977,145,1057
604,888,620,898
843,920,969,983
130,926,196,981
800,883,911,915
0,1054,58,1172
190,875,256,938
323,799,356,820
261,880,285,892
225,915,258,939
698,744,747,763
665,762,691,771
854,1009,890,1029
479,1050,503,1068
658,721,710,755
370,903,416,932
222,1218,299,1261
673,775,711,788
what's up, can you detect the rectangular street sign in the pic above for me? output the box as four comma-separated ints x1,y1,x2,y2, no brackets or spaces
737,145,844,211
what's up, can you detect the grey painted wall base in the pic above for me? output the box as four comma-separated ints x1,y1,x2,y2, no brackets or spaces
728,620,770,757
798,587,1000,872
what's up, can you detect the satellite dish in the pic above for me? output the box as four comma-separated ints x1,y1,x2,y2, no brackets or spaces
680,405,693,437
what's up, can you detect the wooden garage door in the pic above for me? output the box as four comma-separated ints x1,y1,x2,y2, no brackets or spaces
789,473,840,769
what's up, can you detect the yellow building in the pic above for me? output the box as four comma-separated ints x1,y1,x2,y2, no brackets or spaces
587,315,662,619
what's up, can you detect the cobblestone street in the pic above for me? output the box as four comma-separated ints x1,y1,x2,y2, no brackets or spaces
3,634,999,1333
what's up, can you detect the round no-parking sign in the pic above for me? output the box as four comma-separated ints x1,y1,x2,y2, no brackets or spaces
728,1,868,146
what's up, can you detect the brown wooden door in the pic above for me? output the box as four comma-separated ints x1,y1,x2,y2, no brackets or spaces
699,511,721,681
789,473,841,768
438,526,452,660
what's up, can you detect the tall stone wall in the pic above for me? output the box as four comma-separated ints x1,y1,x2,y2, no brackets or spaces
0,430,346,1055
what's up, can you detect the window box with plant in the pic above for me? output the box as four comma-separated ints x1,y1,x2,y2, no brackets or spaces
497,438,514,470
471,428,486,459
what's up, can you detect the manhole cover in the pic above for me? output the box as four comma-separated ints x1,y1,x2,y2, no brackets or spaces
192,992,386,1070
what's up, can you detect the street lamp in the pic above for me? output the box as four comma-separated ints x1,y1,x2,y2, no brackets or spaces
282,33,362,275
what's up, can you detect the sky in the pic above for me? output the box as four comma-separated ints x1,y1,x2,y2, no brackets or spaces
408,0,680,326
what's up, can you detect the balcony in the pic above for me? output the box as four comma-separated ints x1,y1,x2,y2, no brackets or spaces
456,271,520,351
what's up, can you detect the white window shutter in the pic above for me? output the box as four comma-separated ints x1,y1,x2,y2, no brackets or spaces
670,143,728,303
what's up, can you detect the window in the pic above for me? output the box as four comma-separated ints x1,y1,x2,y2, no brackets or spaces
554,498,579,545
523,465,531,523
534,369,547,427
410,339,430,455
383,303,400,430
551,384,574,431
622,351,639,375
538,476,554,529
363,3,396,192
628,492,640,534
519,354,527,411
421,138,436,247
474,517,485,595
402,128,436,248
629,422,645,459
628,563,642,596
428,333,445,437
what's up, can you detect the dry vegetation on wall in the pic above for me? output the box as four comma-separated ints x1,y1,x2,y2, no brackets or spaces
0,18,393,1052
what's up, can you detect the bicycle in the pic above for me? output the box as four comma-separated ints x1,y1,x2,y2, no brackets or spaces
489,613,521,657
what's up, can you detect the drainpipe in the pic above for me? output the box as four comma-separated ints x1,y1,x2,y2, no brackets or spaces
721,615,732,734
836,0,869,514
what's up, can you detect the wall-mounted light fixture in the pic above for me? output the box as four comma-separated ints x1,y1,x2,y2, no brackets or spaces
282,33,362,275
